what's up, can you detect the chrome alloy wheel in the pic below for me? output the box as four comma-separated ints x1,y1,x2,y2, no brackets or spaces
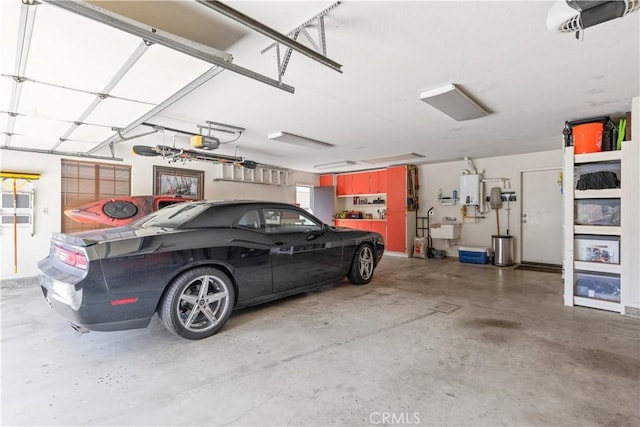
358,246,374,280
176,275,231,333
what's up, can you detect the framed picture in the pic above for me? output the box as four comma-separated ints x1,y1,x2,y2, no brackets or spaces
153,166,204,199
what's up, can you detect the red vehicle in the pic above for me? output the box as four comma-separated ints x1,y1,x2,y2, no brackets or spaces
64,195,193,227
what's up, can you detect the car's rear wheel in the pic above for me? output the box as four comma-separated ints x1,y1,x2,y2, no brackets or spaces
159,267,235,339
347,244,375,285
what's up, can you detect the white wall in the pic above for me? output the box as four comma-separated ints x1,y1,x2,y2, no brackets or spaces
416,150,562,262
0,134,318,279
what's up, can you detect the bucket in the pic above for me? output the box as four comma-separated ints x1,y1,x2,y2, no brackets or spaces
573,123,603,154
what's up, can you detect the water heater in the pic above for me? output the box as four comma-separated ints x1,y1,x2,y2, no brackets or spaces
460,174,481,206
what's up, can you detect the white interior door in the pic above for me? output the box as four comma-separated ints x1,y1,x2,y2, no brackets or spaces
521,168,563,265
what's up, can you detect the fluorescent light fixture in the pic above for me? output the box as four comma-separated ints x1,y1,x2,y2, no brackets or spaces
268,131,334,149
419,84,488,121
314,160,356,170
363,152,425,164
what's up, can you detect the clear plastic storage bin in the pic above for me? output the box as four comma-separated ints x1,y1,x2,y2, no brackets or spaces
574,198,620,226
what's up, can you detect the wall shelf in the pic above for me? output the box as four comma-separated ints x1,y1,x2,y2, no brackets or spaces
574,225,621,236
574,151,622,164
574,189,621,199
574,261,621,274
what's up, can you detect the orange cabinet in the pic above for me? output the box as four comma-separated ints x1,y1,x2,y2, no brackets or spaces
386,166,407,212
386,166,408,252
351,173,370,195
368,170,388,194
336,174,353,196
356,220,371,231
319,174,333,187
334,219,358,229
385,212,406,252
370,220,386,242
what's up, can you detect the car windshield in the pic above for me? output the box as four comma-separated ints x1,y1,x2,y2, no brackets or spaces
133,202,210,229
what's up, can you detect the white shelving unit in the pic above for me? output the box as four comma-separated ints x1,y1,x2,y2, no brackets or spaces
563,97,639,315
215,164,290,186
564,145,622,312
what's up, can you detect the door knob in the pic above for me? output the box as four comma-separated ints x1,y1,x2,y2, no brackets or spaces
522,220,527,223
522,213,527,218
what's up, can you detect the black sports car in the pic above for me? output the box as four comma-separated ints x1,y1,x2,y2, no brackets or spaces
38,201,384,339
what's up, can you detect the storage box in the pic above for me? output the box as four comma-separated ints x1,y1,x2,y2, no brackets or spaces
458,246,490,264
574,161,620,191
574,198,620,226
574,271,620,302
574,235,620,264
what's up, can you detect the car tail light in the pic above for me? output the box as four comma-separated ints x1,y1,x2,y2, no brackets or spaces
53,245,88,270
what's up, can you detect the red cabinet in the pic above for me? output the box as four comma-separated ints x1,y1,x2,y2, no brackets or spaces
351,173,370,195
370,220,386,241
336,174,353,196
386,166,408,252
334,219,358,229
369,170,388,194
386,166,406,212
336,170,388,196
334,219,386,242
385,212,406,252
319,174,333,187
333,166,412,255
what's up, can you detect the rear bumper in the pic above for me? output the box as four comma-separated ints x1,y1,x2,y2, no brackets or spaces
39,272,152,333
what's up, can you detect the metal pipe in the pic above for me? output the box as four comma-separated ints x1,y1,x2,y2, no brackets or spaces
1,146,123,161
197,0,342,73
44,0,295,93
4,2,38,148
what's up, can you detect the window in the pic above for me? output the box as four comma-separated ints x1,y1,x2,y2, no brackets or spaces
237,210,262,229
262,208,320,233
61,159,131,233
295,185,312,211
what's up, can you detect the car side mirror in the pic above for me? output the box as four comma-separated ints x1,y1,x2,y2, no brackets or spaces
321,223,329,234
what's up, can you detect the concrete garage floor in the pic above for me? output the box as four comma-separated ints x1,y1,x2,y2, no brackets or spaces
2,257,639,426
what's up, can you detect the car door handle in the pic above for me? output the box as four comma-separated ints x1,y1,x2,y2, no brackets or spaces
273,241,285,246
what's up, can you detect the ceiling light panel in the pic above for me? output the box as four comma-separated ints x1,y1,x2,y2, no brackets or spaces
16,80,95,121
67,124,115,143
84,97,154,128
419,84,489,121
25,3,142,92
314,160,356,169
109,45,212,104
12,115,70,143
0,1,21,75
363,152,426,164
267,131,334,149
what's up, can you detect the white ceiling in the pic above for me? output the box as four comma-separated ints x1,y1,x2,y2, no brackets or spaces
1,1,639,173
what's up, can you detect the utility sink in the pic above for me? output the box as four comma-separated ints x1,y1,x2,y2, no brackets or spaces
430,223,461,240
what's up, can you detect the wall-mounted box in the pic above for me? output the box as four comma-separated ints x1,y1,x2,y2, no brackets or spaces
574,235,620,264
459,174,481,206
